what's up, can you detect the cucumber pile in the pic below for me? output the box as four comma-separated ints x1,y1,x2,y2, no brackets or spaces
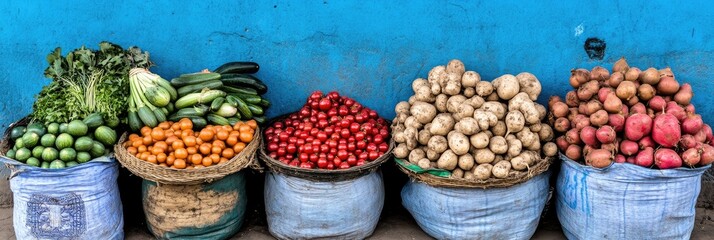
169,62,270,127
4,113,117,169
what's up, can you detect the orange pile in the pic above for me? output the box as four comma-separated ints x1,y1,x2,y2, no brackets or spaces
123,118,257,169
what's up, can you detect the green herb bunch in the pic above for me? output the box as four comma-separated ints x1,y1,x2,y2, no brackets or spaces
32,42,152,127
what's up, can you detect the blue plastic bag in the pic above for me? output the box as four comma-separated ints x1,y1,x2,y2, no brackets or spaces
264,171,385,240
556,154,710,240
401,171,551,240
0,155,123,240
142,171,247,240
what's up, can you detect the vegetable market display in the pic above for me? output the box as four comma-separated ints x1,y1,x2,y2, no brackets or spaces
5,113,117,168
167,62,270,129
264,91,391,170
391,59,557,180
33,42,152,126
549,58,713,168
120,118,258,169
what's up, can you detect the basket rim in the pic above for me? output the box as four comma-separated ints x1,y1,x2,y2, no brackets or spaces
396,156,554,189
259,139,395,174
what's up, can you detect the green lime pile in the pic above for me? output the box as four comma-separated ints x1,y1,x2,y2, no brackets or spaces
5,113,117,169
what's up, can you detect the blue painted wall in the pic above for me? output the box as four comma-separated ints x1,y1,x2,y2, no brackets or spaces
2,0,714,132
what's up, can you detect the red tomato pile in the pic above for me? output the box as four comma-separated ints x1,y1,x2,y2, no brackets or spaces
265,91,390,169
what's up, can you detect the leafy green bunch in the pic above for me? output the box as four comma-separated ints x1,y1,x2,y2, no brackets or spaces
32,42,152,126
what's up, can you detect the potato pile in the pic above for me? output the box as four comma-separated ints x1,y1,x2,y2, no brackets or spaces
392,60,557,180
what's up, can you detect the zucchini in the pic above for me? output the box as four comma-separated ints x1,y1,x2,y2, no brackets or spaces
145,86,171,107
137,107,158,128
214,62,259,74
221,74,267,94
128,110,142,132
160,107,169,116
176,80,223,97
167,114,184,122
173,105,210,117
207,114,230,126
227,96,252,119
224,95,238,107
210,97,225,112
220,85,258,95
174,90,227,109
166,102,175,112
153,108,167,123
169,114,208,125
189,117,207,130
138,106,159,128
231,93,262,104
253,116,267,124
259,98,271,108
247,104,264,116
227,117,239,126
155,78,178,101
171,72,221,87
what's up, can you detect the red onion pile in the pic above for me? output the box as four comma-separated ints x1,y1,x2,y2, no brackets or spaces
549,58,713,169
264,91,390,169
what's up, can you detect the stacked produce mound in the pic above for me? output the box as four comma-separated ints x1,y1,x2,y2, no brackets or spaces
126,62,269,132
549,58,713,168
5,114,116,168
168,62,270,128
120,119,257,169
264,91,390,170
391,59,557,180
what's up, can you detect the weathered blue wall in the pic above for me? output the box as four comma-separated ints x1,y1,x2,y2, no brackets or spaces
2,0,714,132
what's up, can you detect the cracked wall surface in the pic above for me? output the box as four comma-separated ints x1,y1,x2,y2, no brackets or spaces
1,0,714,132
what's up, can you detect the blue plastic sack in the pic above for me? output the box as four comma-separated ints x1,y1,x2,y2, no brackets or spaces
401,171,551,240
556,154,710,240
0,155,123,240
142,171,247,240
264,171,385,240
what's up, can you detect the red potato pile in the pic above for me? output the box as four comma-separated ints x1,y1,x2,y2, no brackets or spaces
550,58,714,169
392,59,557,180
264,91,390,170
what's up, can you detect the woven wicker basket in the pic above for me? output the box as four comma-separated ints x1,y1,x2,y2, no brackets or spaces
397,156,553,189
114,127,261,185
258,114,394,182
